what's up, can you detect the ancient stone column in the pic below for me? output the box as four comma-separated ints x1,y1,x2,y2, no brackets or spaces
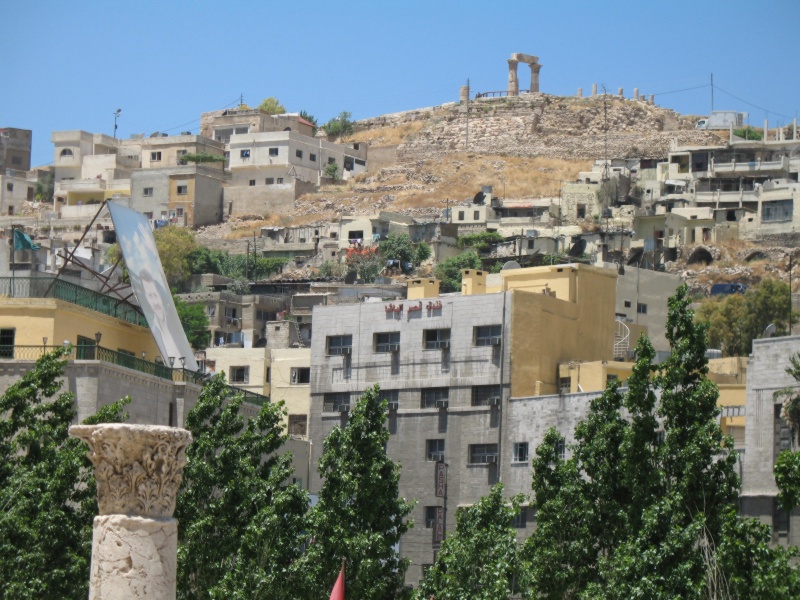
529,63,542,93
460,85,469,104
507,59,519,96
618,87,624,97
577,88,583,98
70,424,193,600
649,94,654,104
591,83,598,97
634,88,639,100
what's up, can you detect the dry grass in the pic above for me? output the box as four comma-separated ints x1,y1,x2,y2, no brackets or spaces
350,122,426,145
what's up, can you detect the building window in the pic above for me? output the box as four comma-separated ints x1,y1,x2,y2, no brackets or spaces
0,328,15,358
269,147,279,157
426,439,445,462
206,305,216,316
458,210,465,221
424,506,439,528
623,300,631,308
323,392,350,412
151,151,162,161
288,414,307,436
555,436,566,461
296,149,303,159
469,443,499,464
559,377,571,393
379,389,399,403
762,199,793,223
143,187,153,197
230,366,249,384
240,149,250,158
327,335,352,355
474,324,502,347
424,328,450,350
328,157,336,165
249,179,256,186
637,303,648,315
513,442,529,463
291,367,310,384
5,183,12,192
606,374,618,385
176,208,184,217
472,385,501,406
265,178,274,185
375,332,400,353
421,387,448,409
177,185,188,195
277,177,284,184
60,148,73,157
474,210,480,220
310,153,317,162
224,151,230,161
774,501,790,535
512,507,528,529
12,156,21,165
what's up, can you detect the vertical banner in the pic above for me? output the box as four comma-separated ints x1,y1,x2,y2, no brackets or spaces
435,461,447,498
107,202,198,371
433,507,444,543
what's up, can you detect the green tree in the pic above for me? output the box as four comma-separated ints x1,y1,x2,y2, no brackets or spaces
774,353,800,510
34,171,54,202
298,385,414,600
379,233,415,265
179,152,226,165
523,285,800,599
415,484,524,600
322,111,355,141
258,97,286,115
0,349,130,600
176,374,309,599
188,247,286,281
153,226,200,291
457,231,505,252
734,126,764,141
173,295,211,349
323,161,341,181
345,249,382,283
696,278,792,356
434,251,482,293
415,241,432,265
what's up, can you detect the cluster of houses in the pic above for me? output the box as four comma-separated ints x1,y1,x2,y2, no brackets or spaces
1,108,800,587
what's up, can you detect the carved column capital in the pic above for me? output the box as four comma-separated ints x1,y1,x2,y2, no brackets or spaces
70,424,193,519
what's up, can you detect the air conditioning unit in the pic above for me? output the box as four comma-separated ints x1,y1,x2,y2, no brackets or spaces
387,401,399,411
490,337,502,346
340,347,352,355
388,343,400,352
437,341,450,350
426,518,436,528
487,396,500,406
430,453,444,462
338,404,350,414
323,403,335,412
485,455,498,464
435,399,449,409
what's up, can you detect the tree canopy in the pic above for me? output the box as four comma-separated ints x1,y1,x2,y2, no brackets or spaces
322,111,355,140
176,374,309,599
434,251,482,293
258,97,286,115
153,226,199,290
696,278,792,356
774,353,800,511
173,295,211,349
522,285,800,599
0,349,130,600
297,385,414,600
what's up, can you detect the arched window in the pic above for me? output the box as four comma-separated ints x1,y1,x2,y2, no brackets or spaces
60,148,73,157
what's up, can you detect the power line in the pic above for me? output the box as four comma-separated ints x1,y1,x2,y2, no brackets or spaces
651,83,710,97
155,96,241,134
713,85,793,120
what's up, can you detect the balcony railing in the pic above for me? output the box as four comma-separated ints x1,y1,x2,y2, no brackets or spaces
0,277,149,328
0,345,269,406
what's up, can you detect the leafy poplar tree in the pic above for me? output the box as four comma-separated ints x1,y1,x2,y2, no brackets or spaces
524,285,800,599
774,353,800,511
415,484,525,600
0,349,130,600
176,374,309,600
298,385,414,600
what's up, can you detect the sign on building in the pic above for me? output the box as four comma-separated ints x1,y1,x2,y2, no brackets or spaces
433,507,444,544
435,461,447,498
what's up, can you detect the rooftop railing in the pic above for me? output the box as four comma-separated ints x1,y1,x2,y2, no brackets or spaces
0,277,149,328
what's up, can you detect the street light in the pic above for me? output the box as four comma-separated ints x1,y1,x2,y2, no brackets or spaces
179,357,186,369
169,356,175,367
113,108,122,139
95,332,102,345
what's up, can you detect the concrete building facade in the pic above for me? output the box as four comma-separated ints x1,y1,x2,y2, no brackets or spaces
0,127,32,173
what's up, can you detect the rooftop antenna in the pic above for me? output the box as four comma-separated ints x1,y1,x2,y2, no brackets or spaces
710,73,714,112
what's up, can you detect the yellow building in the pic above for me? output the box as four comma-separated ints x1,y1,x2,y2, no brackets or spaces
268,347,311,438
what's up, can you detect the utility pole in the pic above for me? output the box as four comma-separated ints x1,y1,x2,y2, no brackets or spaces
239,93,244,106
710,73,714,112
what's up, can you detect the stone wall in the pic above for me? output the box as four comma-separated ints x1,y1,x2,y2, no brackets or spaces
357,95,720,162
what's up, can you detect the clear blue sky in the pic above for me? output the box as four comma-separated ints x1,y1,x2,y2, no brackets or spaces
3,0,799,168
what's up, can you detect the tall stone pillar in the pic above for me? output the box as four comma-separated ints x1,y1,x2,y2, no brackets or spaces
591,83,598,97
507,59,519,96
460,85,469,104
634,88,639,100
70,424,193,600
577,88,583,98
529,63,542,93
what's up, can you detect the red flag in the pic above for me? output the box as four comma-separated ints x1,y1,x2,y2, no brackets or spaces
329,562,345,600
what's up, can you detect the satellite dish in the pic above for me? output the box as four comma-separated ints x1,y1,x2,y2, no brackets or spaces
501,261,521,270
344,271,358,284
764,323,777,338
568,238,587,257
